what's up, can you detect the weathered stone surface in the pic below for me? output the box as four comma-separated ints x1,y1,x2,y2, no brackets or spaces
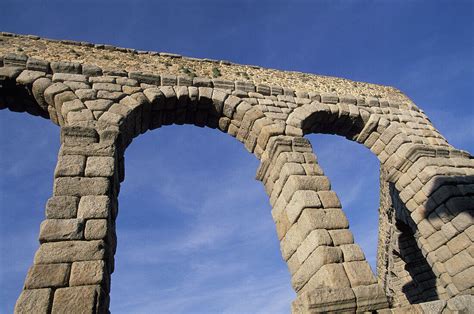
70,260,106,286
52,285,102,314
62,99,86,118
61,125,99,145
328,229,354,245
343,261,377,286
292,246,343,291
82,64,102,76
281,175,331,202
305,263,351,290
68,108,94,123
39,219,84,242
352,284,388,312
84,99,113,111
446,295,474,311
50,61,81,74
85,156,115,177
281,222,304,260
16,70,45,85
44,82,70,106
54,154,86,177
26,58,50,72
78,195,111,218
85,219,108,240
32,77,53,111
296,229,332,263
292,287,356,313
15,288,52,314
444,250,473,276
317,190,341,208
452,266,474,292
0,66,23,80
287,190,322,224
46,196,79,219
53,73,87,83
419,299,446,314
75,88,97,101
298,208,349,237
451,211,474,232
93,82,122,92
25,264,70,288
34,240,105,263
340,244,365,262
53,177,110,196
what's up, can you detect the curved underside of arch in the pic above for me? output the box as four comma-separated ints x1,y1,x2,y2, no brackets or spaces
1,33,473,313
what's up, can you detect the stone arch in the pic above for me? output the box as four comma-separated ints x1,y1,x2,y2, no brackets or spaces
287,93,474,309
1,41,472,313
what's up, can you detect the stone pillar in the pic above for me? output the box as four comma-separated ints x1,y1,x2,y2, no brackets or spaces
14,125,121,314
256,135,388,313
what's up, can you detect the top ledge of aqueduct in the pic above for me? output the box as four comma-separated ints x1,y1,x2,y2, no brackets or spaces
0,31,415,106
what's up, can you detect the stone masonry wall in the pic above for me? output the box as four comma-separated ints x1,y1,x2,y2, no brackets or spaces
0,32,473,313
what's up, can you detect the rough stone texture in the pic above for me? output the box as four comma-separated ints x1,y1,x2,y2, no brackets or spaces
45,196,79,218
292,287,356,313
14,288,52,314
51,285,103,314
70,260,106,286
1,32,473,314
352,284,388,312
34,240,105,264
343,261,377,287
39,219,84,242
77,195,111,218
25,264,70,289
85,156,115,177
84,219,108,240
54,177,110,196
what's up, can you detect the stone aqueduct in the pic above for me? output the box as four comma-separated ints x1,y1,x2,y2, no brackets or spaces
0,32,473,313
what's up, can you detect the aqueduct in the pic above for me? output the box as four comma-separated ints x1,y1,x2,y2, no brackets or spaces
0,32,473,313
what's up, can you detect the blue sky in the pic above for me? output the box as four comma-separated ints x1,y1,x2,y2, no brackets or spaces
0,1,473,313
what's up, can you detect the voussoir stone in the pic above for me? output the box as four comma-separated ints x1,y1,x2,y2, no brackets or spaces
75,88,97,101
44,82,70,106
0,66,23,80
292,246,343,291
32,77,53,111
343,261,377,287
16,70,45,85
84,99,113,111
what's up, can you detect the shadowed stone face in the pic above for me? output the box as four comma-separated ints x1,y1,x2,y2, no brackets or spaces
1,32,473,313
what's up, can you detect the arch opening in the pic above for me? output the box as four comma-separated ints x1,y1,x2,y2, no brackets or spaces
112,124,294,313
306,133,381,271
